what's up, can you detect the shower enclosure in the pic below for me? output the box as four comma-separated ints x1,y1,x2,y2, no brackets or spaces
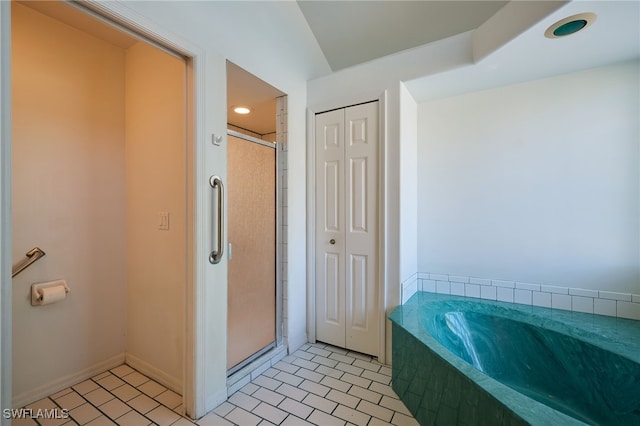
226,131,277,372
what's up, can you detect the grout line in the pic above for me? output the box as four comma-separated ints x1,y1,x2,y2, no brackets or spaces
34,351,413,426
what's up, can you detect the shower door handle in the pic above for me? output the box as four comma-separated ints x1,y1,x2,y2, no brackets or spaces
209,175,224,264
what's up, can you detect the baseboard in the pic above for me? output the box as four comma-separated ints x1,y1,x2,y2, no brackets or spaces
124,353,182,394
12,353,125,408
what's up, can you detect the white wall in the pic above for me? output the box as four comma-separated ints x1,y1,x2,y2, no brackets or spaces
125,42,186,391
418,61,640,294
11,3,127,403
93,1,317,414
399,83,418,283
307,33,452,361
117,3,312,357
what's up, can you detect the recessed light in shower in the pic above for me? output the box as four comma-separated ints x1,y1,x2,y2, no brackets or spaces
233,106,251,114
545,13,596,38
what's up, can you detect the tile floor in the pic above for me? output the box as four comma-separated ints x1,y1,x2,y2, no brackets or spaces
13,342,418,426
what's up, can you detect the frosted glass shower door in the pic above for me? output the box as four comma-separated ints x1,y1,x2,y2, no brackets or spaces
227,134,276,370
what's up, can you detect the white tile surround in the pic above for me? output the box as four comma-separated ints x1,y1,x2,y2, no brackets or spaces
277,95,289,346
401,273,640,320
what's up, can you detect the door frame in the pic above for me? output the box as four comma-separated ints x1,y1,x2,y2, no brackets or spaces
306,92,388,364
0,1,220,420
1,1,12,421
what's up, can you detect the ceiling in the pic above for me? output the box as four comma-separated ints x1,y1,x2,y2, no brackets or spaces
297,1,508,71
21,1,640,136
19,1,138,49
230,0,510,135
405,0,640,102
227,62,284,137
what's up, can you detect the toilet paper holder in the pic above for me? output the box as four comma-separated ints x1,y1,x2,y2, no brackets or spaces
31,280,70,306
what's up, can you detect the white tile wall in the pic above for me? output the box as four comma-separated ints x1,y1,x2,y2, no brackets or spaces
277,96,289,344
401,272,640,320
464,284,481,298
496,287,514,303
450,282,465,297
572,296,594,314
400,274,418,304
514,289,532,305
480,285,497,301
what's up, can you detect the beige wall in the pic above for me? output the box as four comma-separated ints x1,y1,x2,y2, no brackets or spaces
11,3,127,401
12,3,186,403
125,42,186,389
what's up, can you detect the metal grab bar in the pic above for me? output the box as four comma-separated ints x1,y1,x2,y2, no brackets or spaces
209,176,224,264
12,247,46,278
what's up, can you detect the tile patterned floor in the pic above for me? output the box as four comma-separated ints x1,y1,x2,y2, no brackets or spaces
13,342,418,426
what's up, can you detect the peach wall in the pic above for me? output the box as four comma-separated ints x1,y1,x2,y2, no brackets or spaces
124,42,186,390
11,3,127,401
12,4,187,403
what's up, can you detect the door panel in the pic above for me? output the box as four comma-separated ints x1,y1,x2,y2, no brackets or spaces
324,161,340,232
349,254,368,329
316,109,346,347
316,102,378,356
227,135,276,369
350,157,368,233
324,252,341,324
345,102,378,356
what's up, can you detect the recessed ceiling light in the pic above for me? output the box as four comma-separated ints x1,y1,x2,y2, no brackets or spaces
545,13,596,39
233,106,251,114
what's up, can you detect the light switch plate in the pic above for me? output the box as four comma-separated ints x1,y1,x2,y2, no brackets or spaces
158,212,170,230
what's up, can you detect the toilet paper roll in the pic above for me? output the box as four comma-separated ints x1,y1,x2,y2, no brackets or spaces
39,285,67,305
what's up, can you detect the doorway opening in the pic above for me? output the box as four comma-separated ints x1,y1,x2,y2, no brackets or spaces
225,61,287,384
10,0,192,411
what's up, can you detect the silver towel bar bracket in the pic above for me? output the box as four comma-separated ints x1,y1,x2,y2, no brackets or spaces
12,247,46,278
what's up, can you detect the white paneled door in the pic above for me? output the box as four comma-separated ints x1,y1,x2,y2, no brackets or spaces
315,102,379,356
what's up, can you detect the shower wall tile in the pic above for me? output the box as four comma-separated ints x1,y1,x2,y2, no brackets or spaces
277,95,288,344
